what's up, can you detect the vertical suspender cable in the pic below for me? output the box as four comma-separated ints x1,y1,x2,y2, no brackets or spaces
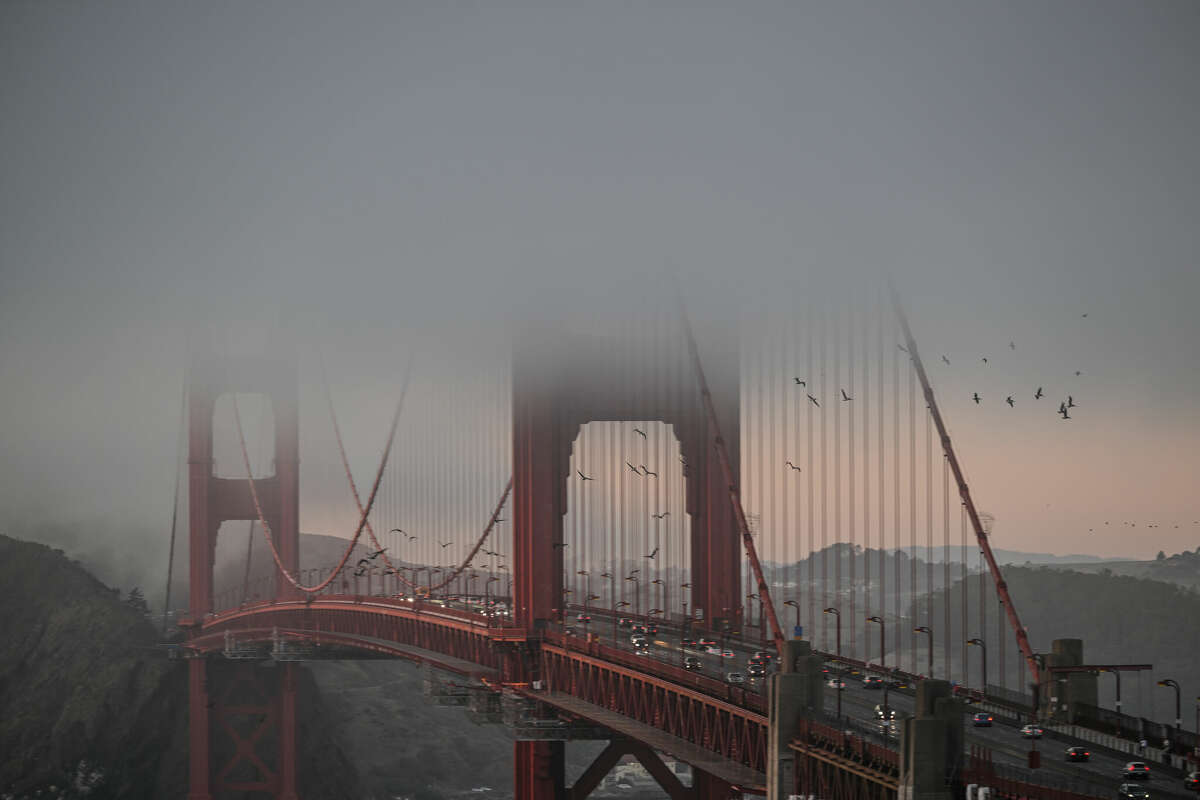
944,447,951,677
806,304,815,640
161,376,187,631
926,387,934,669
861,303,871,663
877,297,885,665
909,349,917,672
833,309,841,646
893,326,901,666
847,305,856,658
819,311,829,650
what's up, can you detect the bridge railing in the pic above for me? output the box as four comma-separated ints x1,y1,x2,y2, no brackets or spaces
964,746,1111,800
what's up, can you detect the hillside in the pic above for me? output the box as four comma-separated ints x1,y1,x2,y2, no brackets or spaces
919,565,1200,727
0,534,361,799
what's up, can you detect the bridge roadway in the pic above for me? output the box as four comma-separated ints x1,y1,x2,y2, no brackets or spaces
573,616,1192,800
196,595,1190,799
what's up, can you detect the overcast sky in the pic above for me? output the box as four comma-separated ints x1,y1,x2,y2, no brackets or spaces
2,0,1198,586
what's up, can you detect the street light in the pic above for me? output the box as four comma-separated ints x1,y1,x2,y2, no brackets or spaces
867,616,885,667
614,600,630,642
914,626,933,678
625,573,641,620
823,607,842,657
784,600,801,637
577,570,590,618
967,638,987,696
484,576,500,626
1157,679,1181,744
680,582,692,634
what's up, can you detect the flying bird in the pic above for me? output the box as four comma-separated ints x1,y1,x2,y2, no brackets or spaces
368,548,387,560
439,540,453,549
577,469,594,481
356,558,370,567
793,377,806,386
1082,313,1088,318
898,344,909,353
552,542,569,549
785,461,802,471
640,466,658,478
807,394,820,408
651,511,670,519
626,461,642,474
1074,370,1082,376
1067,395,1076,408
1034,387,1043,399
972,392,981,404
1009,341,1016,350
493,517,506,523
981,357,989,365
1059,406,1071,420
389,528,405,535
1006,396,1014,407
840,389,853,401
645,547,659,560
941,355,951,365
1059,401,1067,414
354,566,367,577
633,428,647,439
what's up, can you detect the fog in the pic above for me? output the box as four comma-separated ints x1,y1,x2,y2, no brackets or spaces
2,1,1199,604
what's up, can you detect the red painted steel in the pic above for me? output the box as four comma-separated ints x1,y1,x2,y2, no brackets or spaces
540,643,769,774
514,741,565,800
188,658,211,800
676,299,783,650
888,284,1041,687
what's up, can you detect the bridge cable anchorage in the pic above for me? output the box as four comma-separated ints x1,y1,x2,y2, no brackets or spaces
229,352,414,593
674,292,786,654
320,354,513,594
887,279,1043,688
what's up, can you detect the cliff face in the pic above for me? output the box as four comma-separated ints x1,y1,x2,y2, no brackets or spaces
0,534,361,799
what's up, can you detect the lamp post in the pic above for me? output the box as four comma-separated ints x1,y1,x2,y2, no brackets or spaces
614,601,630,642
484,576,499,626
1157,679,1181,746
577,570,590,619
868,616,885,667
914,626,933,678
967,638,987,696
680,582,692,634
824,607,842,657
784,600,801,637
1100,668,1123,736
625,573,641,621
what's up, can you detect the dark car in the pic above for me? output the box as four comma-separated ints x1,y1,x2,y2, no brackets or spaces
747,663,766,677
618,617,634,628
683,656,702,671
1123,763,1151,781
1117,784,1150,800
972,712,994,727
1020,724,1044,739
1065,746,1090,762
1184,771,1199,791
863,676,884,690
645,624,659,635
681,637,698,648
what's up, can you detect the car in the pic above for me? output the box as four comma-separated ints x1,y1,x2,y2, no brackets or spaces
886,679,910,690
753,650,774,661
634,647,651,656
1065,746,1090,762
875,704,896,720
575,613,592,623
827,678,847,689
1183,771,1199,791
645,624,659,635
631,624,648,635
683,656,702,671
972,712,994,727
747,663,765,677
618,617,634,628
699,637,717,647
1123,763,1151,781
1117,784,1150,800
862,676,884,690
726,672,746,684
719,648,735,658
1021,724,1044,739
681,637,698,648
630,634,647,645
705,645,723,655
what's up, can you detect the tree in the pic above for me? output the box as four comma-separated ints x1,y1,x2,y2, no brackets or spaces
126,587,149,616
1156,551,1166,561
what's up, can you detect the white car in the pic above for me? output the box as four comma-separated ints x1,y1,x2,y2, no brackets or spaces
726,672,746,684
1020,724,1043,739
827,678,847,689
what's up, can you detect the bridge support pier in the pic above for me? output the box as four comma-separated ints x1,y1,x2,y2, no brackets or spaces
515,740,565,800
566,739,691,800
692,769,738,800
767,639,824,800
898,679,964,800
188,658,212,800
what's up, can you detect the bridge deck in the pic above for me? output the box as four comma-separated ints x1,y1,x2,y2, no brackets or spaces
529,689,766,793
